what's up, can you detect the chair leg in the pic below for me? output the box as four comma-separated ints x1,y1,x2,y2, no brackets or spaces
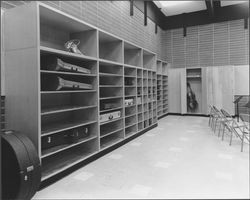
241,134,244,152
218,122,222,137
214,119,218,133
222,125,225,141
229,131,233,146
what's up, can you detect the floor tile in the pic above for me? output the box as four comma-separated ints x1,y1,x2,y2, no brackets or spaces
33,116,249,199
215,171,233,181
73,171,94,181
130,142,142,146
154,161,171,169
129,184,152,197
169,147,183,152
107,154,123,160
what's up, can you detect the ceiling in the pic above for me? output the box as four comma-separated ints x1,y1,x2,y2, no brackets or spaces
154,1,249,16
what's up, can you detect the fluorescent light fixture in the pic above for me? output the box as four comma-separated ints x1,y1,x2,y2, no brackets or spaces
158,1,193,7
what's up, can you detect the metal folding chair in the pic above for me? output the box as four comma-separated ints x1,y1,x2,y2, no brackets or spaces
211,106,224,134
220,109,249,152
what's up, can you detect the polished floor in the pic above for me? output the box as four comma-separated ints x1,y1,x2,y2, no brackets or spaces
33,116,249,199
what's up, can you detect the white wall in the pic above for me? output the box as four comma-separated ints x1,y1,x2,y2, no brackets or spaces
234,65,249,95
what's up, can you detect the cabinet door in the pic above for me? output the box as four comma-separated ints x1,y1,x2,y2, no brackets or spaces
207,66,235,115
219,66,235,115
169,69,182,113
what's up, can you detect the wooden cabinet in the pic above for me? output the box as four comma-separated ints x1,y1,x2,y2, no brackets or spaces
168,66,235,115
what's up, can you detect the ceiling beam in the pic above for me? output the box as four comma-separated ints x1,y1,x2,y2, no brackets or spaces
130,0,133,16
205,0,215,18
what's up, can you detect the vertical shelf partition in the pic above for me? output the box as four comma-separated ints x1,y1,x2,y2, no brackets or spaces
99,61,124,149
157,60,169,118
4,2,160,184
143,50,157,127
124,42,142,137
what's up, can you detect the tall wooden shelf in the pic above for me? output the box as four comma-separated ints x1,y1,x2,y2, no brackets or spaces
3,2,164,183
157,60,169,118
143,50,157,127
99,60,124,149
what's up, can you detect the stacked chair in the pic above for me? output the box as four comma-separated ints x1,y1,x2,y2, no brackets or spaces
208,105,249,152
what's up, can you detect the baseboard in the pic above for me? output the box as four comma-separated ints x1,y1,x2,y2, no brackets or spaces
167,112,182,116
168,113,209,117
39,123,158,189
158,113,169,120
183,113,209,117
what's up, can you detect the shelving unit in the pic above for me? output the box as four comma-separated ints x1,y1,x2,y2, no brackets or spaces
137,68,143,131
99,60,124,149
3,2,161,184
39,6,99,180
143,50,157,127
157,60,169,118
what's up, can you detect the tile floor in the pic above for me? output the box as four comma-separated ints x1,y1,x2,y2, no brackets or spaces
33,116,249,199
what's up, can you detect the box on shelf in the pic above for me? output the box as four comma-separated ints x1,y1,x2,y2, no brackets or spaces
100,111,121,123
137,97,142,104
42,126,89,150
125,99,134,106
101,102,120,110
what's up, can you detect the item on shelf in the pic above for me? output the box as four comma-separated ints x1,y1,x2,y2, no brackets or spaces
137,97,142,104
65,127,89,144
101,102,120,110
42,76,93,91
64,39,83,55
149,104,152,110
187,82,198,112
100,111,121,123
2,130,41,200
125,99,134,106
42,56,91,74
42,126,89,149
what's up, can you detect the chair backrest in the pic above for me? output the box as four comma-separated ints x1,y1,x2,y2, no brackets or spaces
220,109,232,118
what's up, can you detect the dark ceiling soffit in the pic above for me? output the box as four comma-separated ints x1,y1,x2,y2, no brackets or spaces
133,1,165,28
163,2,249,30
144,1,147,26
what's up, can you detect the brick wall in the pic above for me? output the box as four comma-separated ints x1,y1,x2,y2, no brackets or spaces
166,19,249,68
1,1,167,61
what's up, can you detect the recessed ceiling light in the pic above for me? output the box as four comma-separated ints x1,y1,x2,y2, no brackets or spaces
158,1,193,8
